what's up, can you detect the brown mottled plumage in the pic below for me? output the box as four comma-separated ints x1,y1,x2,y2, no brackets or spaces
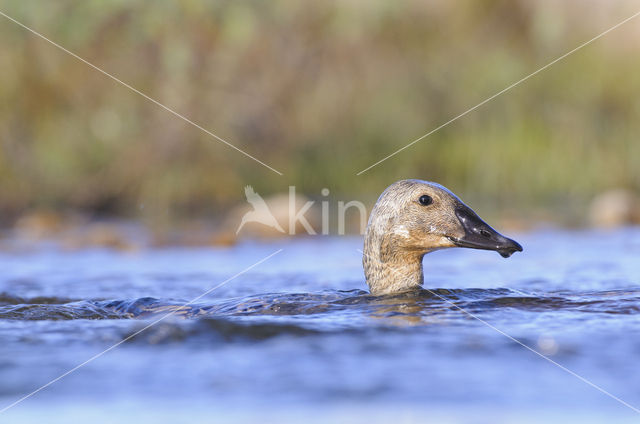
363,180,522,295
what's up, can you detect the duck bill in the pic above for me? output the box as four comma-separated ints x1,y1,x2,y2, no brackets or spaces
448,205,523,258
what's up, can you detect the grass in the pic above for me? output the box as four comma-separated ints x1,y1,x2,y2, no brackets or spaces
1,1,639,228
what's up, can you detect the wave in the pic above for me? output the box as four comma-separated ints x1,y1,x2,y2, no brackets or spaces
1,288,638,321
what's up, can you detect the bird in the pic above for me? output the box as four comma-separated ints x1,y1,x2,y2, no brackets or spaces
363,179,522,295
236,186,285,235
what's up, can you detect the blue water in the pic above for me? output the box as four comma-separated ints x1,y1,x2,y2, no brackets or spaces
1,228,639,423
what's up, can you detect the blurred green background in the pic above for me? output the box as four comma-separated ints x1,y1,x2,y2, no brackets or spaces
1,0,639,231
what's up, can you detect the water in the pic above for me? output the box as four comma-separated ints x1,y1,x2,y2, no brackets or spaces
1,228,640,423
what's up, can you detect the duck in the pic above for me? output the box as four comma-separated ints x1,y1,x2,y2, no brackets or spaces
363,179,522,295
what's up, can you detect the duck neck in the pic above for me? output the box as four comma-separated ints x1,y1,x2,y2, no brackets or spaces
363,235,425,295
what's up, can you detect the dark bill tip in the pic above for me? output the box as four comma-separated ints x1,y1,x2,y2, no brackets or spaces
497,239,523,258
450,205,523,258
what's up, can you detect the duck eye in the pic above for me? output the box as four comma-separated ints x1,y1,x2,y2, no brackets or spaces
418,195,433,206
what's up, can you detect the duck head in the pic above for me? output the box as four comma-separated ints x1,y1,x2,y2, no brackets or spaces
363,179,522,295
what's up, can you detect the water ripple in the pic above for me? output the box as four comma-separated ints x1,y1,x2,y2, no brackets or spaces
1,288,639,322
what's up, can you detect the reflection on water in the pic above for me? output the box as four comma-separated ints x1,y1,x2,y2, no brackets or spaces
1,228,640,422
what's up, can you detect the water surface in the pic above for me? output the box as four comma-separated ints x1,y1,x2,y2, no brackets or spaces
1,229,639,423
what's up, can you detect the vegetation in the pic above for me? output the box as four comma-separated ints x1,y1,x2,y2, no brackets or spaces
1,1,639,228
